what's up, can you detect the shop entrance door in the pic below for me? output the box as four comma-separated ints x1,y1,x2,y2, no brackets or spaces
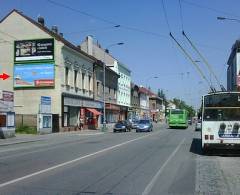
52,114,59,133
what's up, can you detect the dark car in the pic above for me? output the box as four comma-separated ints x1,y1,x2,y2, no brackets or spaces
136,119,153,132
113,121,131,132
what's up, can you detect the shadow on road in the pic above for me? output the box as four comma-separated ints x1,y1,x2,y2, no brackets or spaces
189,138,240,157
189,138,203,155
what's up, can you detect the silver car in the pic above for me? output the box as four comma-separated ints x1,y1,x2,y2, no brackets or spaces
195,119,202,131
136,119,153,132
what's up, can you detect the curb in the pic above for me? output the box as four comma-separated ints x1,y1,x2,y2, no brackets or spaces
0,139,43,147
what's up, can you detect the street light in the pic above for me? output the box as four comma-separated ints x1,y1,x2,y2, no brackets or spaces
217,16,240,23
102,42,124,131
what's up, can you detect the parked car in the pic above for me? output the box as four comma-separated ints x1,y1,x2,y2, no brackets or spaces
188,119,192,125
131,120,139,129
113,121,131,132
195,119,202,131
136,119,153,132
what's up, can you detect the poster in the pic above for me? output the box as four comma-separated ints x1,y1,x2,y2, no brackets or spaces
14,63,54,88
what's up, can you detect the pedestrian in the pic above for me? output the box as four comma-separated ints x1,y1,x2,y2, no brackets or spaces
80,118,84,130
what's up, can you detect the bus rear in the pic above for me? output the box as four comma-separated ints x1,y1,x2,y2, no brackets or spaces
202,92,240,151
168,109,188,128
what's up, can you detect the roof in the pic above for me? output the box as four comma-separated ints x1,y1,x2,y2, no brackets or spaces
1,9,98,62
139,87,155,95
94,60,119,78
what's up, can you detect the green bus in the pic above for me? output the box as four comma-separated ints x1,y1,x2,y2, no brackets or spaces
168,109,188,128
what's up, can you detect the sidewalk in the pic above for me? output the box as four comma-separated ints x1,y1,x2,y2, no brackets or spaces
0,129,105,146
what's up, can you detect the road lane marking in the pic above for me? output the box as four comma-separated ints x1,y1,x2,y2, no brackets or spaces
77,133,104,136
142,138,186,195
0,131,161,189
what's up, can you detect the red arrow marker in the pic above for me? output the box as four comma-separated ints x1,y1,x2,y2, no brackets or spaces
0,73,10,80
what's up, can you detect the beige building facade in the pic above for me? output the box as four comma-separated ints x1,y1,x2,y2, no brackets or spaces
0,10,102,132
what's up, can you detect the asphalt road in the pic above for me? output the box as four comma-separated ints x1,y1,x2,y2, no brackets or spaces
0,124,240,195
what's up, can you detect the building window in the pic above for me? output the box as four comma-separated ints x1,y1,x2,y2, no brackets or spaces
152,103,156,109
114,88,116,99
82,73,85,90
65,67,69,85
97,82,100,95
109,87,111,94
74,70,77,88
88,75,91,91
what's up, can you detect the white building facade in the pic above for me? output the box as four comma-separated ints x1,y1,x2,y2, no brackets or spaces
227,40,240,91
81,36,131,120
0,10,102,132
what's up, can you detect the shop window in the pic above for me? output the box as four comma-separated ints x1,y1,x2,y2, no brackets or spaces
0,114,6,127
65,67,69,85
43,115,52,128
7,112,15,127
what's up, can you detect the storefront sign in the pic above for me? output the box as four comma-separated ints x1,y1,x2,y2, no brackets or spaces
63,96,103,109
105,103,120,111
14,39,54,62
40,96,51,113
41,96,51,105
14,63,55,88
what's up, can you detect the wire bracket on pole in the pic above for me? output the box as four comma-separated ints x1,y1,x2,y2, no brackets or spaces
182,31,224,91
169,32,214,92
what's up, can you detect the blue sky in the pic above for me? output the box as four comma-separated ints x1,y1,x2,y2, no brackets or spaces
1,0,240,108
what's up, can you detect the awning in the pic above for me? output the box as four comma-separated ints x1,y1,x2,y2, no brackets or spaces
86,108,102,116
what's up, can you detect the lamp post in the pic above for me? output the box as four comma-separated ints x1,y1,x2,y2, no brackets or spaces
217,16,240,23
102,42,124,131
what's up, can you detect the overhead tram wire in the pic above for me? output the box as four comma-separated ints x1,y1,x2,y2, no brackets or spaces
178,0,184,31
182,0,240,19
169,33,214,92
182,31,226,91
46,0,168,40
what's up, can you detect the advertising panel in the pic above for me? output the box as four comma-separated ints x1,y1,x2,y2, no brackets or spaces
237,75,240,87
14,63,54,88
0,90,14,112
14,39,54,62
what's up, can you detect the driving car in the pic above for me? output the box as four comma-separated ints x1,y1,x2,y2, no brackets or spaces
188,119,192,125
113,121,131,132
131,120,139,129
136,119,153,132
195,119,202,131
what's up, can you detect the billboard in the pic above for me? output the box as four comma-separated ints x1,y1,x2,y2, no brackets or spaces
14,39,54,62
14,63,54,88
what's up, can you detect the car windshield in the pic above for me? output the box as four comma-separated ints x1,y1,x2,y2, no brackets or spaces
139,120,149,124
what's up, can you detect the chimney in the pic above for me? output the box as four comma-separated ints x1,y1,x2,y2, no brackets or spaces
59,32,63,37
105,49,109,54
86,35,93,55
52,25,58,34
38,16,45,26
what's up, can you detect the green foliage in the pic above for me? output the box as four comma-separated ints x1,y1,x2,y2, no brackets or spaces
172,98,196,118
16,125,37,134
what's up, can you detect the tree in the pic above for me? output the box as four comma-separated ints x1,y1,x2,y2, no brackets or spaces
158,89,166,101
172,98,195,117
